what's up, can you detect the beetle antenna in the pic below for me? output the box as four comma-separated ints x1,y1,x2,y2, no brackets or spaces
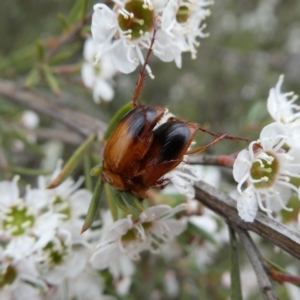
132,28,157,107
197,125,251,143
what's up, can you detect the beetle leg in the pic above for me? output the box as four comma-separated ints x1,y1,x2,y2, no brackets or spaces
132,29,157,107
186,133,228,155
151,178,170,190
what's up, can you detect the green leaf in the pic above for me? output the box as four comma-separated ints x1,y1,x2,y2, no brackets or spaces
47,133,96,189
120,192,144,211
103,102,133,141
81,178,103,233
188,222,217,245
229,226,243,300
43,65,60,96
25,67,40,88
36,40,45,62
84,154,92,191
49,43,81,65
57,13,70,31
104,183,124,221
10,167,52,176
68,0,88,24
0,44,35,73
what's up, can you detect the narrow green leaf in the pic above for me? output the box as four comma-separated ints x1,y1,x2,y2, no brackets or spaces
104,183,123,221
188,222,217,245
36,40,45,62
57,13,70,31
84,154,92,191
10,167,52,176
47,133,96,189
49,43,81,65
120,192,144,211
0,44,35,72
25,67,40,88
81,0,89,22
103,102,133,141
43,65,60,96
90,165,103,176
81,178,103,233
229,226,243,300
68,0,86,24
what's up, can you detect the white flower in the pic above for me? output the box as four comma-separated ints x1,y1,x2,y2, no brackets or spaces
133,204,187,253
92,1,159,75
267,75,300,148
90,214,136,279
166,163,221,199
91,204,187,275
160,0,212,63
35,230,89,285
267,75,300,124
28,162,95,242
0,252,47,300
233,122,300,222
0,177,62,260
81,37,116,103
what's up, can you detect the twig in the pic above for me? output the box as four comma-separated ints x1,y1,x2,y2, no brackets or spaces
194,181,300,260
33,128,83,145
0,79,106,138
236,229,278,300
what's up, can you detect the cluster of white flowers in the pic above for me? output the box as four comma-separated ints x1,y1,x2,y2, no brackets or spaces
233,75,300,222
0,164,190,299
91,0,212,75
0,166,113,300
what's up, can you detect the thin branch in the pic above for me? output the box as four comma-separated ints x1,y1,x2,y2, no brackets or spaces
236,229,278,300
0,79,106,138
27,128,83,145
194,181,300,260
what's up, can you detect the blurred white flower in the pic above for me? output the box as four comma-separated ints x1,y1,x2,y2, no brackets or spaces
0,253,47,300
81,37,116,103
35,230,89,286
233,122,300,222
135,204,187,253
267,75,300,124
160,0,212,65
90,215,136,278
28,162,95,242
91,204,187,276
20,110,40,130
0,176,62,261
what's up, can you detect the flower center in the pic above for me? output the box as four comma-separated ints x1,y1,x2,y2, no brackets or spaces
176,5,190,23
42,239,68,266
53,197,71,220
122,228,138,242
118,0,154,39
2,205,35,236
0,265,17,288
250,151,279,189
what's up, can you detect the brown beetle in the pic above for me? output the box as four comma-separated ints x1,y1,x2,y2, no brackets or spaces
101,31,246,199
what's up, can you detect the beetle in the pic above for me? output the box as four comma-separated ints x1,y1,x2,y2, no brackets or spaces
101,30,246,199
